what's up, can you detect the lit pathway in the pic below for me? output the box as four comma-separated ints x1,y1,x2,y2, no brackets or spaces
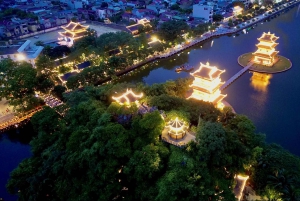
220,62,253,91
0,107,43,132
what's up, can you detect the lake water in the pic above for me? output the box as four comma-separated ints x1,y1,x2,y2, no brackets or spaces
119,6,300,156
0,124,33,200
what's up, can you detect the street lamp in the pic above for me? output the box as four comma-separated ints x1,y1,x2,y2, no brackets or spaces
17,54,25,60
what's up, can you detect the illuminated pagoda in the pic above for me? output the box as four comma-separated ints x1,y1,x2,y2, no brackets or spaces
188,62,227,105
58,22,89,47
252,32,279,66
112,89,143,106
166,117,188,140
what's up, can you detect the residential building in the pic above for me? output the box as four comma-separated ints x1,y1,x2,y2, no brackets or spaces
0,40,44,67
193,3,213,22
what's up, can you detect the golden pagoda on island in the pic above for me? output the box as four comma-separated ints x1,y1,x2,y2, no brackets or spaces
112,89,143,106
58,22,89,47
188,62,227,105
252,32,279,66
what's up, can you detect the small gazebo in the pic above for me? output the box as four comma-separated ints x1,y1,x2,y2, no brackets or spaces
166,117,188,140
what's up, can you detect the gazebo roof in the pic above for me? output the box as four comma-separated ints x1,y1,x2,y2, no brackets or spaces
167,117,188,135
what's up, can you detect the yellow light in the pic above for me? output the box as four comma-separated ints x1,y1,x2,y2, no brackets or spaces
250,72,272,92
188,62,227,105
152,36,158,42
17,54,26,60
234,175,249,201
112,89,143,106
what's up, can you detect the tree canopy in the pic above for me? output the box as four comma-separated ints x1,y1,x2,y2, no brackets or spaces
6,80,300,201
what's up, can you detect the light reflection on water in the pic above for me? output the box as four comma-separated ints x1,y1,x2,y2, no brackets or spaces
250,72,272,92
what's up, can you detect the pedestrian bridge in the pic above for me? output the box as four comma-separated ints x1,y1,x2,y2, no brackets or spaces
220,62,253,91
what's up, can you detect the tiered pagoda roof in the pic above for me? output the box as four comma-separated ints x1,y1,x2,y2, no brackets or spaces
252,32,279,66
190,62,225,81
189,62,226,105
58,22,89,40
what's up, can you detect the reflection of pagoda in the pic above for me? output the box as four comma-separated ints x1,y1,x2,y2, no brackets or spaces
58,22,89,47
252,32,279,66
250,72,272,92
188,62,227,105
112,89,143,106
166,117,188,140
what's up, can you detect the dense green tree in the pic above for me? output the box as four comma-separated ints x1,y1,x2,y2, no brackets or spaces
213,14,224,22
158,20,189,42
51,85,66,100
6,81,300,201
0,60,42,111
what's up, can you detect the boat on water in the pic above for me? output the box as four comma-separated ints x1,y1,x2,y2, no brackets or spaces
175,65,194,72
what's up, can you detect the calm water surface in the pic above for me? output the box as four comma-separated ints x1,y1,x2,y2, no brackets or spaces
119,6,300,156
0,125,33,200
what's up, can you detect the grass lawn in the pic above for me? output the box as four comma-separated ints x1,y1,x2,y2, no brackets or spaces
238,53,292,73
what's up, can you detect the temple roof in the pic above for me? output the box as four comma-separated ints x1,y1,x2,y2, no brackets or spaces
191,82,224,94
61,21,89,32
190,62,225,81
59,30,87,39
112,89,143,105
256,43,278,49
257,31,279,42
212,94,226,104
253,51,278,58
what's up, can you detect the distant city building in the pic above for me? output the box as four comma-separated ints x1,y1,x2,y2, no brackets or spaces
58,21,89,47
252,32,279,66
188,62,226,106
0,40,43,67
192,3,213,23
233,6,243,16
126,18,151,35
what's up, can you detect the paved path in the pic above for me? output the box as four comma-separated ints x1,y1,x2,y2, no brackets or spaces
220,62,253,91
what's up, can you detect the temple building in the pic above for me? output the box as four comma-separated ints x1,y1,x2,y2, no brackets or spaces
58,22,89,47
188,62,227,106
166,117,188,140
112,89,143,106
252,32,279,66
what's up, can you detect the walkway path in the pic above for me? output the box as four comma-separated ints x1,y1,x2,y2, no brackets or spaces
220,62,253,91
0,107,43,132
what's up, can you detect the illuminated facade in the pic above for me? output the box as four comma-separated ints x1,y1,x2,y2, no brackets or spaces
166,117,188,140
252,32,279,66
189,62,227,105
112,89,143,106
58,22,89,47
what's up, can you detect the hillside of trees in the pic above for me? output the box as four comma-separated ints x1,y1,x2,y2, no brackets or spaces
6,80,300,201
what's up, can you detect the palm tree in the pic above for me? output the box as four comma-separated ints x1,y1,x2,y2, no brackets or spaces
281,185,300,201
268,169,295,191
